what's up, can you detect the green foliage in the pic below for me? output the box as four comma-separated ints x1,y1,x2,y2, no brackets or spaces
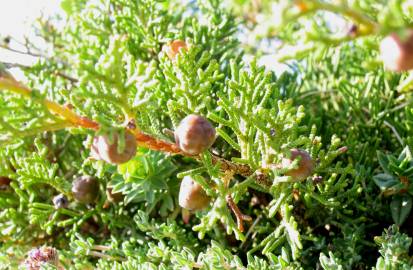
110,148,178,215
374,147,413,225
319,252,344,270
374,225,413,270
2,0,413,268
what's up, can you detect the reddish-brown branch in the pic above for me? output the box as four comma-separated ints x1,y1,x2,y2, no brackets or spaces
212,155,252,176
76,116,99,130
132,130,182,154
226,194,252,232
0,76,267,183
214,155,271,186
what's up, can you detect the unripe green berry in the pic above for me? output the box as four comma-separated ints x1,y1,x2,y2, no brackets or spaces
174,114,216,155
72,176,99,204
178,176,210,211
281,149,314,181
92,130,137,164
380,30,413,72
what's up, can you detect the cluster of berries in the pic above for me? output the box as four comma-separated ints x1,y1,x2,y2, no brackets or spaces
58,113,216,208
5,39,317,220
1,111,315,215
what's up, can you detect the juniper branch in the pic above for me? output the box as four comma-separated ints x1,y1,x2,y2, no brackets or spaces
0,76,270,184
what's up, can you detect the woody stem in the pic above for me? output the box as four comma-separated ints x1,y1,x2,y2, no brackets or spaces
0,76,267,182
226,194,252,232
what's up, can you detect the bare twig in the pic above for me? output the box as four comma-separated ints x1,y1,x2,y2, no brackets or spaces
240,214,262,249
88,251,126,261
226,194,252,232
2,61,31,69
1,61,79,83
92,245,112,251
54,71,79,83
0,44,44,58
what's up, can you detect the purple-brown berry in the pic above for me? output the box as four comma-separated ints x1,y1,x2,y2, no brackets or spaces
92,130,137,164
52,194,69,209
106,187,124,203
72,176,99,204
281,149,314,181
174,114,216,155
179,176,211,211
0,176,11,190
380,30,413,72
